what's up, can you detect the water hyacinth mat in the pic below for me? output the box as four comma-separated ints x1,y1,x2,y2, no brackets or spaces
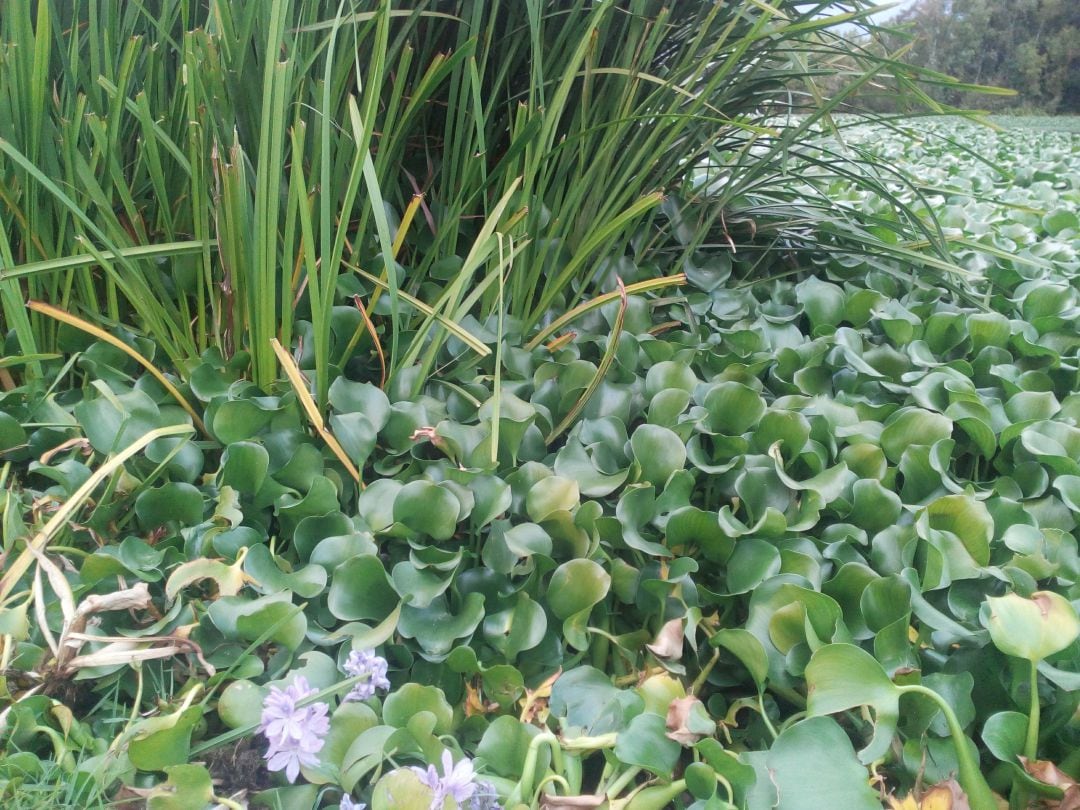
2,157,1080,807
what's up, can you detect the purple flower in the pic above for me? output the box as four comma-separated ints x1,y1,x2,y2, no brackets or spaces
413,750,478,810
258,676,330,783
340,796,365,810
342,648,391,702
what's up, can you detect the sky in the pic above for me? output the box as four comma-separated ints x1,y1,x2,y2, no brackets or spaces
867,0,919,23
831,0,920,33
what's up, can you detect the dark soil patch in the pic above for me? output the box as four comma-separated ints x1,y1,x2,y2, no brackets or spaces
203,737,274,795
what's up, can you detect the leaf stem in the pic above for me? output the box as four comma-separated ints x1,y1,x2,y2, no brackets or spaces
605,765,643,800
689,649,720,696
900,684,997,810
1024,658,1040,760
758,691,779,741
513,731,564,805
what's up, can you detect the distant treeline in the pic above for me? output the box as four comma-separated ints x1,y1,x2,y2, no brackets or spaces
852,0,1080,114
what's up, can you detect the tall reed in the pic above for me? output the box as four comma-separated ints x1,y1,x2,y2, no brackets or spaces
0,1,981,401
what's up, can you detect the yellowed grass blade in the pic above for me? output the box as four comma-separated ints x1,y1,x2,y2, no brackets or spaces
392,194,423,260
270,339,363,486
545,278,629,445
0,424,195,605
525,273,687,351
342,261,492,357
27,301,209,438
352,295,386,389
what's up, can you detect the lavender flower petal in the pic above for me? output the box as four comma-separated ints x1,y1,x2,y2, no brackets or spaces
441,751,478,804
259,675,329,783
342,648,391,702
412,751,481,810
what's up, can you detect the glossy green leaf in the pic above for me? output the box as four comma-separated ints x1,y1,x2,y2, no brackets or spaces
392,480,462,540
880,407,953,463
805,643,900,764
128,706,202,771
397,593,486,659
216,679,267,729
218,441,270,495
631,424,686,488
981,710,1027,763
328,555,399,621
765,717,881,810
146,764,214,810
526,476,580,522
703,382,766,435
983,591,1080,662
614,712,681,776
382,683,454,735
710,628,769,689
135,482,204,529
547,559,611,620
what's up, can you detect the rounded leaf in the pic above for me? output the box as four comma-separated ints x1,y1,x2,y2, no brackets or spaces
381,683,454,735
393,481,461,540
216,679,267,729
547,559,611,620
631,424,686,487
764,717,881,810
880,408,953,464
983,591,1080,662
526,476,580,521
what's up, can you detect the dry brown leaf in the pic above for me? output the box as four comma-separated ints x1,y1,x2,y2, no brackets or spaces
56,582,152,670
646,617,684,660
39,437,92,465
1020,758,1076,790
520,668,561,724
110,783,152,807
464,680,498,717
888,780,972,810
665,695,706,745
1019,757,1080,810
60,631,215,675
922,780,969,810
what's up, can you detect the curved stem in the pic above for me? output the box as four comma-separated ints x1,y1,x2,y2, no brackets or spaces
605,765,643,800
127,662,145,726
515,732,563,805
900,684,997,810
534,773,571,800
716,773,735,805
758,691,779,741
777,709,807,734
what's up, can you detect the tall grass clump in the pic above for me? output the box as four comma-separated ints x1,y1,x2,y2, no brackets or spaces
1,0,971,400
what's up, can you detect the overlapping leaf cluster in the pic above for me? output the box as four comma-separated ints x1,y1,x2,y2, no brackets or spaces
1,119,1078,809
